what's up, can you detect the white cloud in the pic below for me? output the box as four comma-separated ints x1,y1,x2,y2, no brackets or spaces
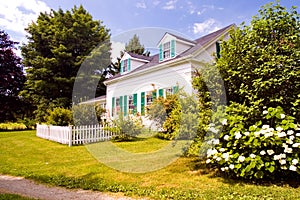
162,0,177,10
0,0,51,35
193,18,221,35
110,41,125,63
187,1,196,14
136,1,147,9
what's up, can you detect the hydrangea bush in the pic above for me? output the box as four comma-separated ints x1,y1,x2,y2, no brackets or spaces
206,106,300,180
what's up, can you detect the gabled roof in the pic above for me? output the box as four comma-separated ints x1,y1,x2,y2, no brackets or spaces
157,32,196,46
105,24,235,84
180,23,235,57
127,52,152,61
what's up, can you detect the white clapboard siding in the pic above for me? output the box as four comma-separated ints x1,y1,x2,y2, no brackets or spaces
36,124,117,146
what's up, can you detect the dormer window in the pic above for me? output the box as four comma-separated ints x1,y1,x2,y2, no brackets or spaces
159,39,176,61
123,59,128,72
120,58,131,74
163,42,170,59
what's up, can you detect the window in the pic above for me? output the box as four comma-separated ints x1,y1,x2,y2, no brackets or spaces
123,59,128,72
159,39,176,61
166,85,178,96
163,42,170,59
146,91,153,105
166,87,173,96
128,95,134,114
116,97,120,114
127,94,137,115
121,58,131,74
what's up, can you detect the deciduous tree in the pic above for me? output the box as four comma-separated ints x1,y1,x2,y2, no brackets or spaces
217,2,300,120
21,5,111,122
0,30,26,122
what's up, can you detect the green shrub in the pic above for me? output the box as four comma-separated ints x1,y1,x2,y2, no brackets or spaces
46,107,73,126
148,91,199,141
154,131,172,140
188,61,226,156
18,118,36,129
72,104,105,125
206,106,300,180
111,114,143,141
0,122,28,130
190,3,300,164
147,94,180,140
216,2,300,119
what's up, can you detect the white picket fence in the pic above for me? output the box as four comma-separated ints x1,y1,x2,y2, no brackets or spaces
36,124,118,146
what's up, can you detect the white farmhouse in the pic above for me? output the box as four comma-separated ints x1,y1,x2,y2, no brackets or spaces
102,24,234,121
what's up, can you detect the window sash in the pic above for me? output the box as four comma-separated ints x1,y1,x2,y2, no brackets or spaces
163,42,171,59
128,95,134,114
146,91,153,105
123,59,128,72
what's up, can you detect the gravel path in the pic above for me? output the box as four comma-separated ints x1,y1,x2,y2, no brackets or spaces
0,175,135,200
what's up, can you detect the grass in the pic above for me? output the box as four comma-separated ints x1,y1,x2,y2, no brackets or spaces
1,130,300,199
0,194,34,200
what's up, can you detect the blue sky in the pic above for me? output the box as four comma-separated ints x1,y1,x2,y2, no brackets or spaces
0,0,299,57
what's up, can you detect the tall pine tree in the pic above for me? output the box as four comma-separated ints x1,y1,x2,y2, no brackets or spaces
124,34,150,56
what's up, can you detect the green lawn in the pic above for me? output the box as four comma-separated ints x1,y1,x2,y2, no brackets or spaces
0,193,34,200
1,130,300,199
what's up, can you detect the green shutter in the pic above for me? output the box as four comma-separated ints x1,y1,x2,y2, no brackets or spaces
173,86,179,94
124,95,127,116
171,40,175,58
128,58,131,71
159,44,163,61
216,41,221,59
141,92,145,115
120,60,124,74
133,93,137,115
158,89,164,97
120,96,123,114
152,90,157,100
112,97,115,117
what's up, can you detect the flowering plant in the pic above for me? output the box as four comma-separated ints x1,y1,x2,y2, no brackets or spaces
206,106,300,180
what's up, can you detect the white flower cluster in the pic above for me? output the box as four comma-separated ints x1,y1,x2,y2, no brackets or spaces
234,131,242,139
207,138,220,145
208,123,218,134
206,123,300,174
252,124,275,138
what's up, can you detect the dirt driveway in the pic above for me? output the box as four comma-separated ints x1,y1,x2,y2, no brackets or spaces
0,175,136,200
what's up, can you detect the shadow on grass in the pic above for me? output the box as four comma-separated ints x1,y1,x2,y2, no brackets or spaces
220,174,300,188
186,157,300,188
186,157,217,176
111,137,147,143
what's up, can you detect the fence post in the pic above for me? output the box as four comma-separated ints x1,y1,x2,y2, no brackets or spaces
68,125,73,147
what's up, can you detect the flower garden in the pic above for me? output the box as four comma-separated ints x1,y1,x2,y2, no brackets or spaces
206,106,300,180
